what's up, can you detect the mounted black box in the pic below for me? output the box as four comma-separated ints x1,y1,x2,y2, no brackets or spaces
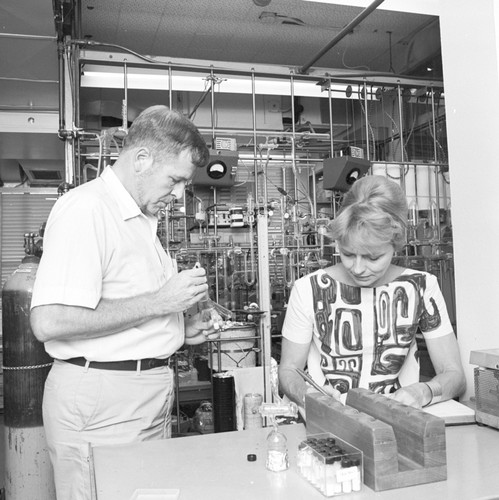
323,156,370,192
192,150,238,187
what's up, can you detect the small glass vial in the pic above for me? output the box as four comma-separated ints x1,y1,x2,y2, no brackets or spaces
266,427,289,472
198,294,222,330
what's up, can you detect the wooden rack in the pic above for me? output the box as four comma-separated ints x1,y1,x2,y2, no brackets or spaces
306,388,447,491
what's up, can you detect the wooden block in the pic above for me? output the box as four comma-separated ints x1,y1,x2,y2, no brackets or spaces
305,393,398,490
305,389,447,491
346,388,446,468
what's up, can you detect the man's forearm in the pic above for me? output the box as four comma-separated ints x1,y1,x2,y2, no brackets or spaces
31,267,210,343
31,292,169,343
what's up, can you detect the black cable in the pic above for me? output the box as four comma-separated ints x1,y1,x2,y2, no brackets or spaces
188,80,214,120
72,39,165,65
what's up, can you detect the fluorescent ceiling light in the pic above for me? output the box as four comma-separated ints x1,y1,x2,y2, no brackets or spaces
80,65,370,99
300,0,441,16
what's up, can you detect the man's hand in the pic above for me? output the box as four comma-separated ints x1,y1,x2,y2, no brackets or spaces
184,311,221,345
158,267,209,314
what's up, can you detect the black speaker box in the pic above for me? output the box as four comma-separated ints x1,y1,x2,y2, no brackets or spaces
322,156,371,192
192,150,238,187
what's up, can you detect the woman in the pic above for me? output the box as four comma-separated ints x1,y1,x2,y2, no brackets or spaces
278,175,465,410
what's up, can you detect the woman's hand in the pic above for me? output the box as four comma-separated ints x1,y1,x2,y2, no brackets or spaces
389,382,431,408
308,383,343,401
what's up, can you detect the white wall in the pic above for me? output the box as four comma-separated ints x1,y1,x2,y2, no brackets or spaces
439,0,499,400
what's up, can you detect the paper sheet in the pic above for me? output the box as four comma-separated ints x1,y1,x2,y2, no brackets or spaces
422,399,476,425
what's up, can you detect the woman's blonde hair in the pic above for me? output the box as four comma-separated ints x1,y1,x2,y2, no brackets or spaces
327,175,408,252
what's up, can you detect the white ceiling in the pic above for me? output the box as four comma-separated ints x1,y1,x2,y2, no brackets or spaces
0,0,443,173
79,0,440,74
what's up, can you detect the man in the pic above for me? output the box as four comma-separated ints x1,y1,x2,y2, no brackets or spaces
30,105,216,499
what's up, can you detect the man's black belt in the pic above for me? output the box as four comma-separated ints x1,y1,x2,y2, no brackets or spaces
62,357,171,371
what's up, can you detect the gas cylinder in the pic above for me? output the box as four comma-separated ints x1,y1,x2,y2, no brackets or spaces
2,253,56,499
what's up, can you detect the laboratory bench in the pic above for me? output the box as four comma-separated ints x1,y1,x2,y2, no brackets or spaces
91,422,499,500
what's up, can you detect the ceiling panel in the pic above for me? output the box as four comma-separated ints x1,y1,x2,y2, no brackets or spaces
0,0,443,168
79,0,440,74
0,0,56,35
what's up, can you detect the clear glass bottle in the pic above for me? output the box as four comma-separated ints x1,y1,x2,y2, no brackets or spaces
198,293,219,328
197,293,231,331
266,425,289,472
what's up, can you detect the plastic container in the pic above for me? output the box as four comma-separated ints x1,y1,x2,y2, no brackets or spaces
297,433,363,497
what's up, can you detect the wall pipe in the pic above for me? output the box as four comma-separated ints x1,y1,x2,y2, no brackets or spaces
210,67,216,147
251,70,260,210
168,66,173,110
74,0,82,133
63,42,76,186
431,88,442,243
327,79,334,156
298,0,386,74
122,62,128,131
363,82,370,161
57,41,66,137
397,83,405,163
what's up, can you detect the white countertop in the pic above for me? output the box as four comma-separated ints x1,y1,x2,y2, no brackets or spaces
91,422,499,500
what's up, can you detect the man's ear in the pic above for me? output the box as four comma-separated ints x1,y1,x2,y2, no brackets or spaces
134,147,152,173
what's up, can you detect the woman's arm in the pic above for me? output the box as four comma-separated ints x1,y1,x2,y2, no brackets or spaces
278,338,313,407
392,333,466,408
